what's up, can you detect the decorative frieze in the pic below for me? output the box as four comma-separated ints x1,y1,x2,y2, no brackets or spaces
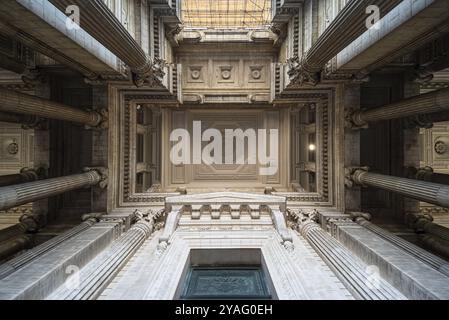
159,192,292,251
178,29,275,44
179,53,272,104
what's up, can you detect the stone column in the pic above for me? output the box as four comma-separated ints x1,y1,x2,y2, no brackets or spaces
289,209,405,300
0,223,30,261
0,111,42,128
347,87,449,128
406,213,449,244
351,212,449,277
53,209,163,300
0,88,107,128
288,0,402,86
420,234,449,261
0,224,25,244
0,214,100,279
0,168,44,188
0,234,31,262
404,110,449,129
0,168,107,211
49,0,164,87
407,167,449,185
347,168,449,209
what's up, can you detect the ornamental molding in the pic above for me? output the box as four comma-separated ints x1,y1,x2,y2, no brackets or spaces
159,192,292,250
83,166,109,189
132,57,167,88
287,56,320,87
119,96,179,205
113,89,338,209
276,93,333,205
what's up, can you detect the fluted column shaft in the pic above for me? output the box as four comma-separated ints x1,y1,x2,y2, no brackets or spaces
0,170,102,211
0,168,41,188
297,220,404,300
49,0,153,85
61,218,153,300
405,110,449,129
0,111,39,127
354,215,449,277
0,88,104,127
0,218,97,279
0,235,31,262
420,234,449,259
351,169,449,208
350,87,449,127
406,213,449,243
0,223,29,262
293,0,401,84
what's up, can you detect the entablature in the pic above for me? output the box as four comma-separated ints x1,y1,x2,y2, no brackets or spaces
177,28,276,44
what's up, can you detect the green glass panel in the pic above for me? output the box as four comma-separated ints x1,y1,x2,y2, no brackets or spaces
181,267,271,300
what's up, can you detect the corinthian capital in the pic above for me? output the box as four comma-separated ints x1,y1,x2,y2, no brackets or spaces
349,212,372,222
132,57,167,87
19,212,44,233
287,208,319,227
83,167,108,188
287,56,320,87
344,167,370,188
345,108,369,129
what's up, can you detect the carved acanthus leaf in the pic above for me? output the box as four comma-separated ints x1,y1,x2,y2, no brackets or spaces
287,56,320,87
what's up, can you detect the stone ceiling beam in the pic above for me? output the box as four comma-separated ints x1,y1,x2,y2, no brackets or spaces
288,0,402,86
335,0,449,79
50,0,164,87
0,0,124,81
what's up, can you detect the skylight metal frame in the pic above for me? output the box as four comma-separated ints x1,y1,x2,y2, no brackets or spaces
181,0,272,29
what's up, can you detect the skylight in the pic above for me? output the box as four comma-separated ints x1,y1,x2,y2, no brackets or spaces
182,0,272,29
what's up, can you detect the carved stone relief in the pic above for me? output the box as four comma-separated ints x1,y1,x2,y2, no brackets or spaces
179,54,273,104
420,121,449,171
419,121,449,214
0,123,34,173
187,65,205,83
